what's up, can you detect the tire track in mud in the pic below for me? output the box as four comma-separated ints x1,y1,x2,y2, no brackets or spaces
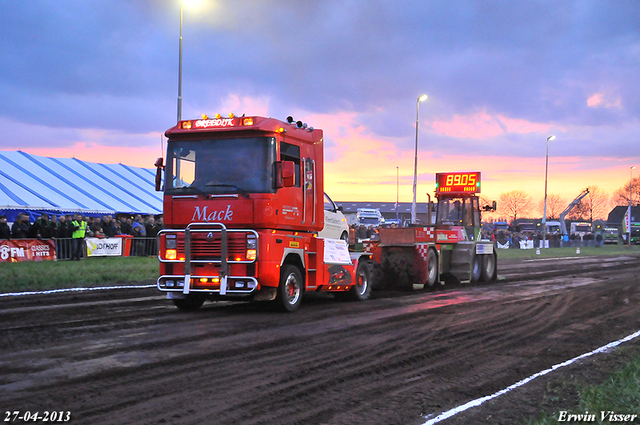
1,257,640,425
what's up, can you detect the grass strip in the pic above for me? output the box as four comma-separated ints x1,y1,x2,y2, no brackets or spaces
497,244,640,260
524,354,640,424
0,256,158,292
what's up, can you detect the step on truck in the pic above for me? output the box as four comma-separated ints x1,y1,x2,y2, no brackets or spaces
154,115,372,312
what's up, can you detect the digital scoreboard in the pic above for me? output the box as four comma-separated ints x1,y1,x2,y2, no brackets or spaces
435,172,481,195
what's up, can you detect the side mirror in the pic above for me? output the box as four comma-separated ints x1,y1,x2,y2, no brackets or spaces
154,157,164,192
492,200,497,210
276,160,296,188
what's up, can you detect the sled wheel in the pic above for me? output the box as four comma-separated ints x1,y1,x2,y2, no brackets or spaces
349,260,372,301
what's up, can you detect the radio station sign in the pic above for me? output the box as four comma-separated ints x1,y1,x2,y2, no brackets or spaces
0,239,56,262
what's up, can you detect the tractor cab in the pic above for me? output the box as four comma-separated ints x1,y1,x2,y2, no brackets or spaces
435,195,482,240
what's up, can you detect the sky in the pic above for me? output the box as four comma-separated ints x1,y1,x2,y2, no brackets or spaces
1,0,639,213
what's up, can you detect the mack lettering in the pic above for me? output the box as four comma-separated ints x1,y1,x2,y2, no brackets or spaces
192,205,234,222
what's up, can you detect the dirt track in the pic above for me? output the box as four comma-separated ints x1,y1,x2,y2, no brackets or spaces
1,254,640,425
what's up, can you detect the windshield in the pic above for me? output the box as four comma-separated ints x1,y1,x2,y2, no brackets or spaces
166,137,277,195
436,196,480,227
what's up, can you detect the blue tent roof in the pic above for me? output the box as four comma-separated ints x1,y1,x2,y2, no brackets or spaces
0,151,162,221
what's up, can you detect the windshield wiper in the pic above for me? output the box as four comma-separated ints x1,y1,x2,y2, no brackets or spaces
205,183,250,198
171,186,205,195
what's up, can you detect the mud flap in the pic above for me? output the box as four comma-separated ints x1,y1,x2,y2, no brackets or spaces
253,286,278,301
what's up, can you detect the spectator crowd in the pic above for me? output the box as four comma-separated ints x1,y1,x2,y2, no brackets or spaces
0,213,164,259
0,213,163,240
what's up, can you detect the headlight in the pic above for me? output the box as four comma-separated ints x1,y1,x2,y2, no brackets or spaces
246,235,257,260
165,235,177,249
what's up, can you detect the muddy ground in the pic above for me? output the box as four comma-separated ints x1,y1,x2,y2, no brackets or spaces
1,254,640,425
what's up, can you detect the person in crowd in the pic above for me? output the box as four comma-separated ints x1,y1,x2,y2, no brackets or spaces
120,217,132,235
144,216,155,237
50,215,58,236
33,213,54,239
56,215,70,238
102,215,117,238
131,222,146,256
11,213,31,239
114,219,123,235
89,217,104,238
0,215,11,239
132,214,146,237
70,214,87,260
54,215,70,259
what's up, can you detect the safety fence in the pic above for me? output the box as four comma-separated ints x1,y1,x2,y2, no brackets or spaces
496,239,609,249
1,237,158,262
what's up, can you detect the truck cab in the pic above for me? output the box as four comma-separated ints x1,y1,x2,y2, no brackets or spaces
156,115,370,312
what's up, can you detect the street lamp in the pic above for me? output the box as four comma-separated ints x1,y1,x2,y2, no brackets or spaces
177,1,184,122
629,165,636,247
542,135,556,248
396,166,399,222
411,94,428,225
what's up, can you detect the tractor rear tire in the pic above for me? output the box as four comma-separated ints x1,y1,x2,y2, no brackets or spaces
426,249,438,287
481,251,497,282
470,254,482,283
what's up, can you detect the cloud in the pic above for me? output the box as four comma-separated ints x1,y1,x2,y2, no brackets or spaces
430,111,551,139
587,92,622,108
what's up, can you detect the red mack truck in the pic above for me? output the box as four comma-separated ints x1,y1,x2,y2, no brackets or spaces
155,114,372,312
154,115,497,312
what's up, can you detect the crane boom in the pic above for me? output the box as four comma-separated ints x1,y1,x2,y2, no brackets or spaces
559,188,589,234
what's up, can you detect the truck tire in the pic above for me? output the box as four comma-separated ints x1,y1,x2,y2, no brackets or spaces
470,254,482,283
277,264,303,312
481,251,497,282
349,259,372,301
172,294,206,310
426,249,438,287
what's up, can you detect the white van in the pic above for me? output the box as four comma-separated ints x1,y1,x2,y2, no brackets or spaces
319,193,349,242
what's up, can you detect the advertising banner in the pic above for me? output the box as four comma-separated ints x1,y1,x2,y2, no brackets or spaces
622,207,630,234
86,237,122,257
0,239,56,262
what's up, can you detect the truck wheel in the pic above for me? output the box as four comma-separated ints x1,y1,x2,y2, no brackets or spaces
349,260,372,301
277,264,303,312
426,249,438,287
470,254,482,283
172,294,205,310
481,251,497,282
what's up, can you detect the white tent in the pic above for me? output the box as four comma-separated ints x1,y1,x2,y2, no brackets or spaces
0,150,162,221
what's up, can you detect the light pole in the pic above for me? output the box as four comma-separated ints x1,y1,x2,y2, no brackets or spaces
396,166,399,222
629,165,636,247
177,1,184,123
542,135,556,248
411,94,428,225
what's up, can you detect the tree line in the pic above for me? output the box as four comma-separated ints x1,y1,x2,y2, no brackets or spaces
482,177,640,224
